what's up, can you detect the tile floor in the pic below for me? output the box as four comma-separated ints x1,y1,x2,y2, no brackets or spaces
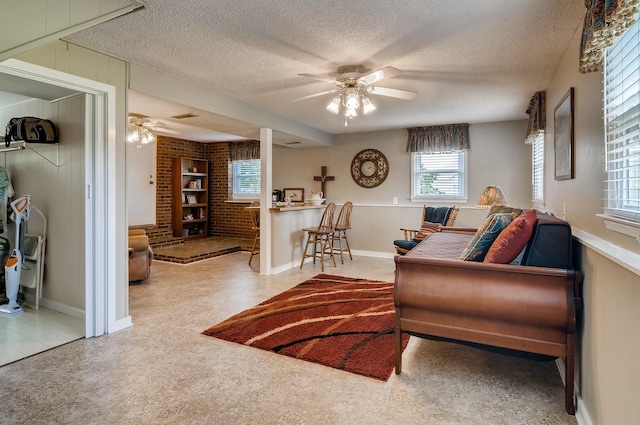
0,306,84,366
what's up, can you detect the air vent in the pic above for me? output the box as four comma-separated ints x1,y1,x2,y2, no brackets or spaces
171,113,199,119
285,141,302,145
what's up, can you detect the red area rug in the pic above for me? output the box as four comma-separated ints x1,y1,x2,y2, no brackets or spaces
202,274,410,381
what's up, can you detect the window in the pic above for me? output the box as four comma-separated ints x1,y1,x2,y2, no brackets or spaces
232,159,260,198
531,132,544,203
604,19,640,222
411,152,466,200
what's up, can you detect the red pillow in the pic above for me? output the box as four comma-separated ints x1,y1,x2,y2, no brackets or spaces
484,209,537,264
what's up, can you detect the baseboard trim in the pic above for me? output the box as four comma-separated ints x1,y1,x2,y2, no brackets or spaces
109,316,133,334
38,298,85,320
555,358,593,425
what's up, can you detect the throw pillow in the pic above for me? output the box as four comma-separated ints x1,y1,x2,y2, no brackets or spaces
459,213,515,261
488,204,524,217
412,221,443,241
484,209,538,264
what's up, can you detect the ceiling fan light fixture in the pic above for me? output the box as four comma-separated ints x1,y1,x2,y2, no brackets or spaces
326,96,341,114
362,96,376,114
344,90,360,110
128,123,155,148
345,108,358,119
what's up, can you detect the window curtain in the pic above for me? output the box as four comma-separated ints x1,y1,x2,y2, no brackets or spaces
406,123,470,154
525,91,545,145
579,0,639,73
229,140,260,161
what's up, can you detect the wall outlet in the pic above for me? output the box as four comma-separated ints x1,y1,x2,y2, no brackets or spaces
392,197,398,205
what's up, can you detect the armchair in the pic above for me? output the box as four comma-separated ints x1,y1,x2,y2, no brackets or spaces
129,229,153,282
394,206,458,255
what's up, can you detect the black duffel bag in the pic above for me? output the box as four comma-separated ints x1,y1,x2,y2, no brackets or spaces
5,117,58,147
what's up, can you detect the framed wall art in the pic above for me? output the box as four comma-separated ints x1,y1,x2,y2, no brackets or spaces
554,87,574,180
283,188,304,203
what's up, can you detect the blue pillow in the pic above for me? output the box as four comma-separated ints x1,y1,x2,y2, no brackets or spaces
459,213,515,261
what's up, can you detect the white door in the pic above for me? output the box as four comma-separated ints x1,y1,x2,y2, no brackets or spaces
126,141,156,226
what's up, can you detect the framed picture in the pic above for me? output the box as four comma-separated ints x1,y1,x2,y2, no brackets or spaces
554,87,574,181
283,188,304,203
187,194,197,204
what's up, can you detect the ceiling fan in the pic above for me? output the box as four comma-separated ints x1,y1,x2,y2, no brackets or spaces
293,65,417,126
127,113,178,147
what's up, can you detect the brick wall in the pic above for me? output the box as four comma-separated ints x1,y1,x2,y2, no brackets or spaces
205,143,254,238
156,136,206,230
156,136,254,239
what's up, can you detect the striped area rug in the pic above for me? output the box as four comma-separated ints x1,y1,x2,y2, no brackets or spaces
202,274,410,381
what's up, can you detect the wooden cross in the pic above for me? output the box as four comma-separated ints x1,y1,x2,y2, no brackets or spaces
313,166,335,198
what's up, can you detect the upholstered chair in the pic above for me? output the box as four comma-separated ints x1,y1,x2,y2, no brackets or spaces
129,229,153,282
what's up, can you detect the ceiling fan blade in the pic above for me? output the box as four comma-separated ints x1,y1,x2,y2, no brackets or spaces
357,66,401,86
291,89,338,102
368,86,417,100
298,73,345,87
151,127,180,135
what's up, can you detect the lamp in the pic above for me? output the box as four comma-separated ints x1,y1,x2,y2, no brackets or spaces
325,87,376,126
127,123,155,149
477,185,507,208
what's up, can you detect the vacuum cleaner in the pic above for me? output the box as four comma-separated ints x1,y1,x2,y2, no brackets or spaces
0,195,30,316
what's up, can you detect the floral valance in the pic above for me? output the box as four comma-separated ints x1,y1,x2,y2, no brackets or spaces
525,91,546,145
406,123,470,154
229,140,260,161
579,0,640,73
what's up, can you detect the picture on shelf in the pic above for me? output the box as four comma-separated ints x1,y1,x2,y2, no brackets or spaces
189,181,198,189
187,194,197,204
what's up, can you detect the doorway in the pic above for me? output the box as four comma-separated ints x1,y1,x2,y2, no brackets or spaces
0,58,119,363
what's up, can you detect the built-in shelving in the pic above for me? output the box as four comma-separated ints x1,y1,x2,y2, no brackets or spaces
172,157,208,239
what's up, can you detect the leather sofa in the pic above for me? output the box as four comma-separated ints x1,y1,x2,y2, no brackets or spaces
129,229,153,282
394,211,581,415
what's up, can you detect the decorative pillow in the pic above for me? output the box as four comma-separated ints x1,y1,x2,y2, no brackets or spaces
412,221,442,241
484,209,538,264
459,213,515,261
488,204,523,218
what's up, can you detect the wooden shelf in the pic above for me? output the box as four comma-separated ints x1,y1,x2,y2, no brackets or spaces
172,157,209,238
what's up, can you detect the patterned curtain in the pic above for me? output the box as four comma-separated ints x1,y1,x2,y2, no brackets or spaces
406,123,470,154
525,91,546,145
579,0,639,73
229,140,260,161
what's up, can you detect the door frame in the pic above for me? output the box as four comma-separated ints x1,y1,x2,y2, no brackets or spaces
0,58,118,336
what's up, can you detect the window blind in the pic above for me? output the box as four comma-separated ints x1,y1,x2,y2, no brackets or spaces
412,152,465,199
604,19,640,222
532,133,544,203
233,159,261,197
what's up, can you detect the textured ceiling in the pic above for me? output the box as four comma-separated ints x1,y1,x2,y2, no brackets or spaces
65,0,585,141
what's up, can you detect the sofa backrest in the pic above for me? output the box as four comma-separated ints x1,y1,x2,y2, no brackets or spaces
521,212,572,269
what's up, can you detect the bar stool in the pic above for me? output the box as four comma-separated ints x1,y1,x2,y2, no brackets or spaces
300,202,336,272
247,201,260,265
332,201,353,263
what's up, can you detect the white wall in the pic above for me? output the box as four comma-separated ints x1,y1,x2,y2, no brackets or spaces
16,41,129,321
273,120,531,253
546,23,640,425
0,97,86,311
